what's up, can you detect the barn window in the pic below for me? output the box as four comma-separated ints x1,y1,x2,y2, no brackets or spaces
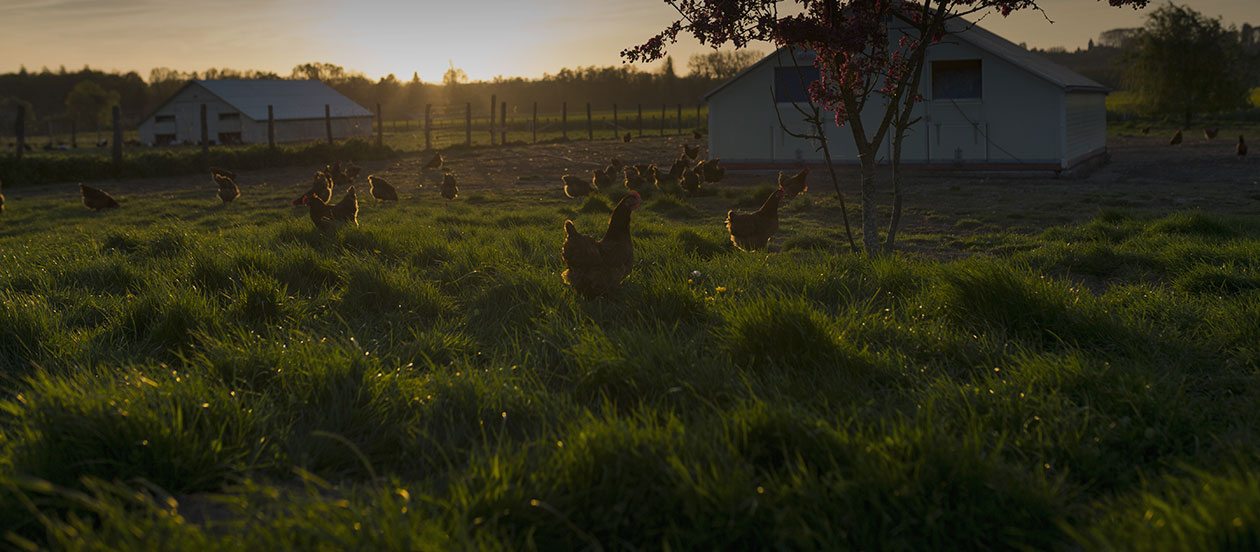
932,60,982,100
218,112,241,121
155,115,175,124
775,66,820,103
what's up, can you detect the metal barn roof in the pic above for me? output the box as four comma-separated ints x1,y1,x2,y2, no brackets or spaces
191,79,373,121
704,16,1107,99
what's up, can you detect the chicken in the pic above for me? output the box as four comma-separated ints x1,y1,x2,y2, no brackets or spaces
324,162,351,190
668,155,689,182
0,178,5,215
778,167,810,200
623,167,647,190
209,167,237,181
345,163,362,182
213,172,239,204
440,173,459,199
561,191,642,298
1169,130,1183,146
1204,128,1219,140
623,132,633,143
563,174,595,198
725,187,786,252
1140,127,1150,135
306,187,359,231
679,167,701,196
293,172,332,206
79,183,120,211
650,165,680,195
592,168,612,191
608,158,624,173
423,152,444,170
1239,135,1248,157
700,158,726,183
692,129,703,140
683,143,700,160
368,175,398,201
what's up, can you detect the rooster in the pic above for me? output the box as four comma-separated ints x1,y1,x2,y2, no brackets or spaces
423,152,444,170
1169,130,1183,146
1204,128,1219,140
561,191,642,298
212,171,239,204
563,174,595,198
778,167,810,200
440,173,459,199
725,187,785,252
623,132,633,143
623,167,647,190
592,168,612,191
700,158,730,182
293,173,332,206
79,183,120,211
368,175,398,201
683,143,700,160
1239,135,1248,157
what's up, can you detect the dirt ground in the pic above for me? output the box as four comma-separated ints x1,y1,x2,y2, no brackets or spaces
10,132,1259,255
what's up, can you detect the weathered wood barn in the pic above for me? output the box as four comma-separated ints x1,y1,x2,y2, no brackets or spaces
704,17,1109,172
138,80,374,146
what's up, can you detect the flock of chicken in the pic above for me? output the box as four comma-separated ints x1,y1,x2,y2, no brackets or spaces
1145,127,1248,156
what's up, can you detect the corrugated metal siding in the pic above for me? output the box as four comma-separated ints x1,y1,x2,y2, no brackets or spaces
1064,92,1106,166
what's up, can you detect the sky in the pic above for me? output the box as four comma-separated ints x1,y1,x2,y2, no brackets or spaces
1,0,1257,83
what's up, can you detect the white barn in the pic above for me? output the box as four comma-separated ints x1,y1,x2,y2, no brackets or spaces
138,80,374,146
704,18,1109,172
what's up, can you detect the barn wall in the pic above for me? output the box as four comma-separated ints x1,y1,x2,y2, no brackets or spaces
708,34,1091,167
139,83,374,145
1063,92,1107,167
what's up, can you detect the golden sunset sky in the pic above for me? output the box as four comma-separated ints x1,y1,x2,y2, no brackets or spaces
1,0,1256,82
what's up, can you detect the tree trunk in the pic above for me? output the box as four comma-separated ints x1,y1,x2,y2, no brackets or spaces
858,152,880,255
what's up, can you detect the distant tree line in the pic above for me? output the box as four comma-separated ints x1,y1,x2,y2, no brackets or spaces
0,52,763,135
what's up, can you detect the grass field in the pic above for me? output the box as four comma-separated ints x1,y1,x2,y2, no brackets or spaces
1,142,1259,549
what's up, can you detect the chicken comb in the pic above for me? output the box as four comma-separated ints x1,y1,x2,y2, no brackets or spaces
628,190,641,199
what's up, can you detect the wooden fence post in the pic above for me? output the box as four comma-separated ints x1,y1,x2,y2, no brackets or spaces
375,103,383,147
200,104,209,161
464,103,471,146
637,104,643,137
324,104,333,145
696,103,702,133
659,104,666,136
424,104,432,150
500,101,507,145
613,103,618,136
112,106,123,165
532,102,537,144
489,94,496,145
267,105,275,150
677,104,682,135
562,102,568,140
14,105,23,160
586,102,593,141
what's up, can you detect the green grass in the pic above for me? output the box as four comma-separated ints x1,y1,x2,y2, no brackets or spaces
1,180,1259,549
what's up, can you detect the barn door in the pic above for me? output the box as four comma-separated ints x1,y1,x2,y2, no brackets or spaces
930,122,987,163
174,102,198,144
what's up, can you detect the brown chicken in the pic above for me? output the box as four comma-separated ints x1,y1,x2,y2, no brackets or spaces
423,152,444,170
440,173,459,199
650,165,680,195
209,167,237,181
306,187,359,231
668,155,689,182
1140,127,1150,135
700,158,726,183
213,172,240,203
561,191,642,298
1169,130,1183,146
79,183,120,211
623,167,647,190
683,143,700,160
623,132,633,143
1239,135,1248,157
692,129,703,140
725,187,786,252
293,172,333,206
368,175,398,201
1204,128,1219,140
592,168,612,191
778,167,810,200
563,174,595,198
679,167,701,196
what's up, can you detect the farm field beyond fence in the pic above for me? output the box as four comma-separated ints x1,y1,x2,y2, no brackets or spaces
1,135,1259,549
